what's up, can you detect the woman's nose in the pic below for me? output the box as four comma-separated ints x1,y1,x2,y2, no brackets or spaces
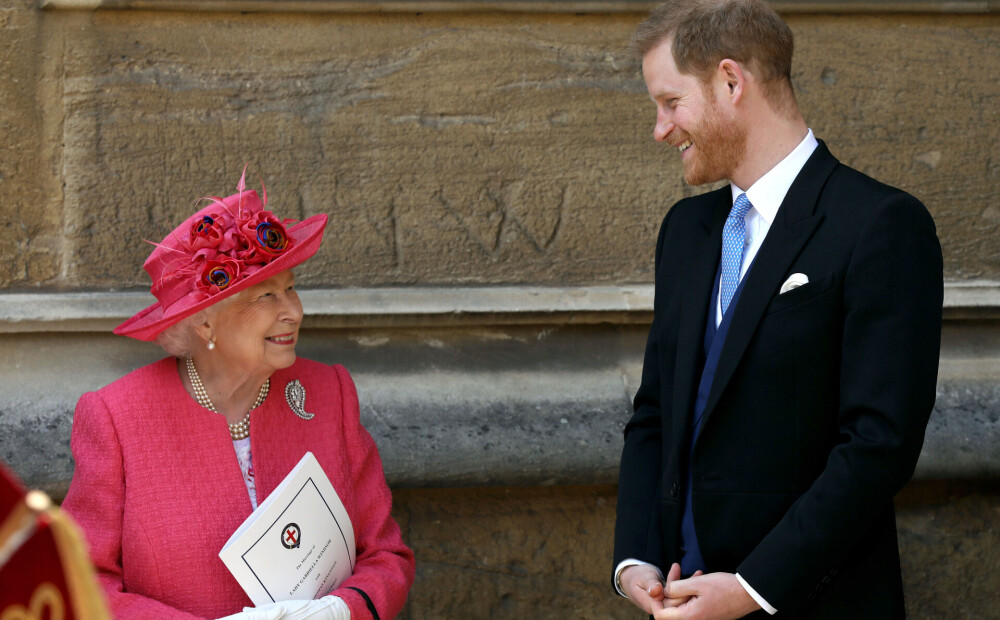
279,293,303,323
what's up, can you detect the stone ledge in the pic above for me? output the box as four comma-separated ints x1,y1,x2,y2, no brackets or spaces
2,284,996,498
39,0,1000,14
0,280,996,332
2,364,997,500
361,366,1000,487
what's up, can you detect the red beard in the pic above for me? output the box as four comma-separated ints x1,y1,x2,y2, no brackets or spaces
679,92,748,186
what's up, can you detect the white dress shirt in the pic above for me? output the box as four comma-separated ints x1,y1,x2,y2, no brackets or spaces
616,130,819,615
717,129,819,326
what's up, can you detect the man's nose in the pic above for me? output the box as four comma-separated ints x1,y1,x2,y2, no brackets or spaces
653,111,674,142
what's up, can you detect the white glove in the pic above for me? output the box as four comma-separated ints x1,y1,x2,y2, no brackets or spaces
216,595,350,620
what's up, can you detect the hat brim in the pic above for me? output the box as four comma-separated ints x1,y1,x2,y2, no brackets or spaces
114,213,328,342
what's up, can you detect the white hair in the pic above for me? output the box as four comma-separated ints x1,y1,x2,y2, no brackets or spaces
154,311,209,358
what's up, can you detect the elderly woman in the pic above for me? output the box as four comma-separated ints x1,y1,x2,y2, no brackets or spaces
62,171,414,620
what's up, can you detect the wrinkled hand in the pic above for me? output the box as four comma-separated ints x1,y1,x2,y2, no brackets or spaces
654,572,760,620
622,563,700,614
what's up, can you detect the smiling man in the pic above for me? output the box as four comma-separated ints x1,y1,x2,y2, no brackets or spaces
612,1,943,619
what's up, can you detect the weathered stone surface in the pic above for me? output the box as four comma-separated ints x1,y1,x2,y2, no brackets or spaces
0,0,58,289
919,377,1000,478
2,279,995,333
2,323,999,499
391,481,1000,620
392,485,636,620
791,15,1000,280
0,324,644,497
0,8,997,290
37,11,658,289
895,480,1000,620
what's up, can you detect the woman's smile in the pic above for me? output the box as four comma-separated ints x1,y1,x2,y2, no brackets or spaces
265,332,296,345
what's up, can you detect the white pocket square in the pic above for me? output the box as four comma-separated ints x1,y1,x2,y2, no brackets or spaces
780,273,809,294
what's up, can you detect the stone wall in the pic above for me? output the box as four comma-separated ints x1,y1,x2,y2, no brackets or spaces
393,481,1000,620
1,1,998,618
1,6,998,289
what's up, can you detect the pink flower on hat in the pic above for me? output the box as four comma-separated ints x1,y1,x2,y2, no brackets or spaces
199,257,243,296
238,210,292,261
189,213,226,250
188,210,245,263
190,206,292,295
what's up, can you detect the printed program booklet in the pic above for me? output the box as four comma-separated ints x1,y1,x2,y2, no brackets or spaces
219,452,356,605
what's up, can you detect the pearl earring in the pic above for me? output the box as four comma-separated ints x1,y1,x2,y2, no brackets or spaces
207,338,216,351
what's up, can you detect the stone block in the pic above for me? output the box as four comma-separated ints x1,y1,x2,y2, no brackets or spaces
0,0,58,289
390,481,1000,619
393,486,636,620
892,480,1000,620
1,10,995,290
790,15,1000,280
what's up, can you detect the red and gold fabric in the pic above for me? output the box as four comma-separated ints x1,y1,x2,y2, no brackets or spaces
0,462,110,620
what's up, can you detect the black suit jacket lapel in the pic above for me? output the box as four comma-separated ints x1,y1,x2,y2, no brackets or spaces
697,142,839,436
669,189,730,459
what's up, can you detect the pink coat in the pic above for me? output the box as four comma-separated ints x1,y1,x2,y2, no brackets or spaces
62,357,414,619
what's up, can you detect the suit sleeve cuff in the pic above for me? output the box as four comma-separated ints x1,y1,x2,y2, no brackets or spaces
614,559,663,598
736,573,777,615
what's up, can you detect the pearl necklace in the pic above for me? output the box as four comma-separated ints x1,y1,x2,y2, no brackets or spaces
185,357,269,440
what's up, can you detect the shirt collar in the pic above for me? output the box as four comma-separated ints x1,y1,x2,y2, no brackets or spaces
730,129,819,225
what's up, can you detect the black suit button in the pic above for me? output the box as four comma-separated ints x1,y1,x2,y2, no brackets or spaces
671,482,680,498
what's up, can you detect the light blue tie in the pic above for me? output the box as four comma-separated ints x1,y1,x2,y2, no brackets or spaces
720,193,753,316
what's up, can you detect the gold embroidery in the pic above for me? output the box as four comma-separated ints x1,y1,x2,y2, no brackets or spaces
1,582,65,620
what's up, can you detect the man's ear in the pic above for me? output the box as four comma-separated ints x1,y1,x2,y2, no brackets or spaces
717,58,745,104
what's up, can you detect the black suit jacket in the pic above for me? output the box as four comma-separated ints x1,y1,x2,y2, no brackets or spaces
613,142,943,618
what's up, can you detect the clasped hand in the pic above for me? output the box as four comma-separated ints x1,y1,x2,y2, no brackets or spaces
621,563,760,620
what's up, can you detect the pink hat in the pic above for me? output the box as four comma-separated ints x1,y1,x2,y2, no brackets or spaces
115,170,327,342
